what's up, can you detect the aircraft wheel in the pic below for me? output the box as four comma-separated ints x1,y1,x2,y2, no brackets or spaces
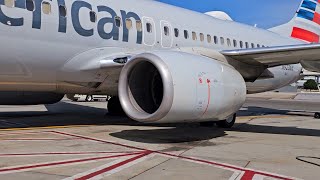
216,113,236,128
315,112,320,119
85,95,93,102
107,96,125,115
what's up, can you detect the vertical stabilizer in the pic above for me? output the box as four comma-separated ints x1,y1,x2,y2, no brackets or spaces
269,0,320,43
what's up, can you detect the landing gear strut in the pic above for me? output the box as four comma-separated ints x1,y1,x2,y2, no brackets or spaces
107,96,125,115
315,112,320,119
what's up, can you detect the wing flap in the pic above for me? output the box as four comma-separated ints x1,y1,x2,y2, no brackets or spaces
221,43,320,68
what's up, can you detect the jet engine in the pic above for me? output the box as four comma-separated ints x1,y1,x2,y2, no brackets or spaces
0,92,64,105
119,51,246,123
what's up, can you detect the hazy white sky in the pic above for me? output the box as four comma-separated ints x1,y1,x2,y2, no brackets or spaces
157,0,301,28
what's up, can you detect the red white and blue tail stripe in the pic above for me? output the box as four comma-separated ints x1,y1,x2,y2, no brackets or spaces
291,0,320,42
270,0,320,43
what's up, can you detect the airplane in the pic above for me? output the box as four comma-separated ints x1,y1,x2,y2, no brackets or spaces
0,0,320,128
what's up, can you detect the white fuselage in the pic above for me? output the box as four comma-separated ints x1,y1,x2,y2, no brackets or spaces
0,0,303,95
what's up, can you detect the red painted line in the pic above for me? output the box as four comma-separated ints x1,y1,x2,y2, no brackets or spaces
50,131,294,180
75,151,151,180
159,152,293,180
201,80,211,116
0,152,142,173
0,151,141,157
241,170,255,180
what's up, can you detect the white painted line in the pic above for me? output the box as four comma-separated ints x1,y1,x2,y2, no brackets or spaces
64,153,154,180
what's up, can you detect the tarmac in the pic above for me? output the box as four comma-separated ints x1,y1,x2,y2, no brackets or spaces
0,92,319,180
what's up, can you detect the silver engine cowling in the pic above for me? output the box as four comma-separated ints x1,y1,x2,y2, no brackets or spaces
119,51,246,123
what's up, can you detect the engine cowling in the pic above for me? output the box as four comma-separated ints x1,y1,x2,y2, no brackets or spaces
119,51,246,123
0,92,64,105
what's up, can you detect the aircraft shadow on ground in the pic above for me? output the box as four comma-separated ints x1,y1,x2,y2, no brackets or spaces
0,101,319,143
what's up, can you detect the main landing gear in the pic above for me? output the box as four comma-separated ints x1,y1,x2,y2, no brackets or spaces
315,112,320,119
200,113,237,128
107,96,125,115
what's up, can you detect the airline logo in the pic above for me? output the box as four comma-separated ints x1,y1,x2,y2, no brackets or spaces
291,0,320,42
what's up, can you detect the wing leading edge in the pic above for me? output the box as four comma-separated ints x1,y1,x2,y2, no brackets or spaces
221,43,320,72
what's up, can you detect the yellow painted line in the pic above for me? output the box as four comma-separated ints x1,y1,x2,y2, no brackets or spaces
237,115,291,121
0,125,96,131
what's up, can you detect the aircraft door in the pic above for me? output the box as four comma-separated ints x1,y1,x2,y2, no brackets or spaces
142,17,156,46
160,21,173,48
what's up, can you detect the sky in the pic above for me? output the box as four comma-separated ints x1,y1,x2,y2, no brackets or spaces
157,0,302,29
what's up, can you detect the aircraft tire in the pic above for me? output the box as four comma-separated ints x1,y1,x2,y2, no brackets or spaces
216,113,236,128
107,96,125,115
85,95,93,102
315,112,320,119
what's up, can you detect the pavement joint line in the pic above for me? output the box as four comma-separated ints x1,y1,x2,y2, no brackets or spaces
128,155,172,180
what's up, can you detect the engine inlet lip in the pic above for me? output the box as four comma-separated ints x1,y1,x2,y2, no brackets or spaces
119,53,174,123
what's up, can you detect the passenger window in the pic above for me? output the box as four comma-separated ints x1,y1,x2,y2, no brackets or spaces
214,36,218,44
89,11,96,23
207,35,212,43
192,32,197,40
26,0,34,11
245,42,249,48
251,43,255,48
184,30,189,39
200,33,204,42
125,19,132,29
42,2,51,15
233,39,237,47
227,38,231,46
146,23,152,33
164,26,170,36
220,37,225,45
174,28,179,37
136,20,142,32
115,16,121,27
4,0,15,8
240,41,243,48
59,5,67,17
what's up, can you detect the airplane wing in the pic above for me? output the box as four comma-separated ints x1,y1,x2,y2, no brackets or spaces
221,43,320,72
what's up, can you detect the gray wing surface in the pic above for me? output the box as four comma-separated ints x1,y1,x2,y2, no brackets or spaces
221,43,320,71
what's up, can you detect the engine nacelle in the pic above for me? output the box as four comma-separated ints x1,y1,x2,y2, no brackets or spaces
119,51,246,123
0,92,64,105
